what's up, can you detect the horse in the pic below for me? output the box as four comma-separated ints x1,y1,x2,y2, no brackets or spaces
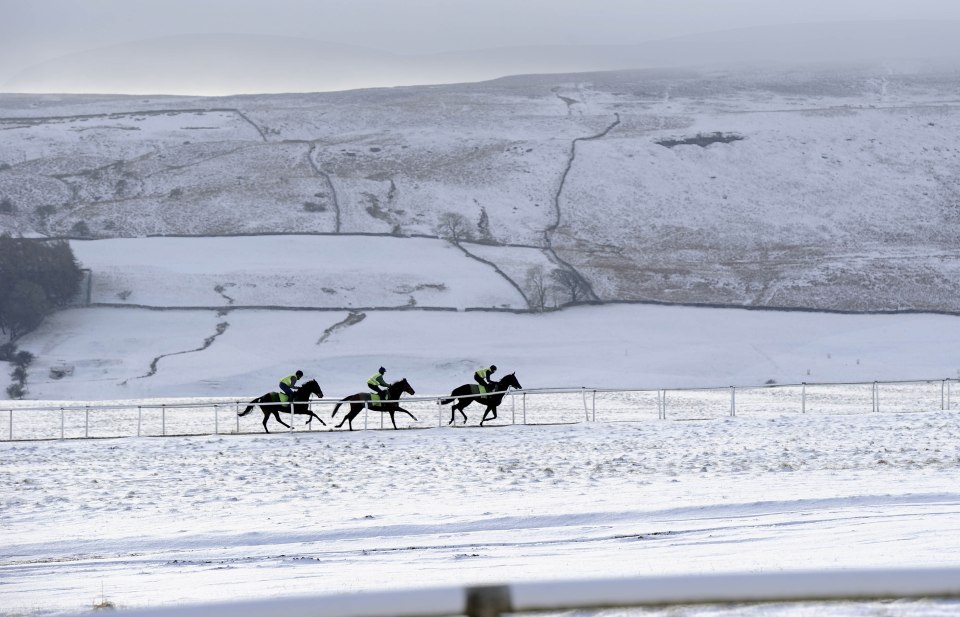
331,378,417,431
441,372,522,426
238,378,325,433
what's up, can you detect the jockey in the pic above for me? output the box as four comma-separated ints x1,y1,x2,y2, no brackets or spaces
279,370,303,402
367,367,388,397
474,365,497,391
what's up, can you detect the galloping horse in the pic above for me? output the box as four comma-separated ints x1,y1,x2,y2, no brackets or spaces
331,378,417,431
441,372,522,426
238,378,325,433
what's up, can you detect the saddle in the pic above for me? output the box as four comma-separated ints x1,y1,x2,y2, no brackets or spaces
367,392,384,407
470,383,489,396
270,392,291,410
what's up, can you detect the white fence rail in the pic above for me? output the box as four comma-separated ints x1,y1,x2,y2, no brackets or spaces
1,378,955,441
58,568,960,617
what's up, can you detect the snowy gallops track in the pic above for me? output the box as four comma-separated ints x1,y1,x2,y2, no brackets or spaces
2,377,955,441
4,389,960,616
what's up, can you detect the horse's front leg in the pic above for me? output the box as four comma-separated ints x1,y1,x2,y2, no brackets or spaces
396,406,418,422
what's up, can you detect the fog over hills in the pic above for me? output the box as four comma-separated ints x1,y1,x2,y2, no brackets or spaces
5,21,960,96
1,59,960,314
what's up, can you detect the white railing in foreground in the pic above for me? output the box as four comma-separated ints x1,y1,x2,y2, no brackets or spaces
1,377,955,441
59,568,960,617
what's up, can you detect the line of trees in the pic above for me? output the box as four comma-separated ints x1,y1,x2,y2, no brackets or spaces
0,236,83,340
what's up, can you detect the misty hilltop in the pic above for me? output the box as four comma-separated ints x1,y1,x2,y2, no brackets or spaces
4,21,960,96
1,62,960,313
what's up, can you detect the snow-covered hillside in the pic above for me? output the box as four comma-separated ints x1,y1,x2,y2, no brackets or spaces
2,64,960,312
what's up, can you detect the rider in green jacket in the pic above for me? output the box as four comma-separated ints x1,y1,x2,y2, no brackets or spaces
474,365,497,392
368,367,388,397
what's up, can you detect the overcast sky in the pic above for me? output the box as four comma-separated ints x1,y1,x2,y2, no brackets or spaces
3,0,960,94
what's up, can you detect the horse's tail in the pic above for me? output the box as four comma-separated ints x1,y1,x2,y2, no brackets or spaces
238,402,256,417
331,401,343,417
440,395,455,405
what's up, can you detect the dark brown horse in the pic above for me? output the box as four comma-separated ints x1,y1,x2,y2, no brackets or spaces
238,379,325,433
331,378,417,430
441,372,522,426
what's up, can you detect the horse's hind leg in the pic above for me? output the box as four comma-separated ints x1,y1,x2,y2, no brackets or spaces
447,400,469,425
268,409,292,432
457,401,470,424
306,411,326,426
339,405,360,431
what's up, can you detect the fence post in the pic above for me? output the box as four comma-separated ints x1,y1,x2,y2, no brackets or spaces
730,386,736,417
60,407,65,440
522,392,527,425
137,405,142,437
8,408,11,441
364,401,369,431
802,383,807,414
592,390,596,422
437,398,442,427
214,404,219,435
162,404,166,436
85,405,90,438
511,392,516,425
582,387,589,422
873,381,879,413
659,390,667,420
947,379,952,410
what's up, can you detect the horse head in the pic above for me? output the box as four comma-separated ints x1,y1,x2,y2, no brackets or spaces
392,378,415,397
300,379,324,399
498,372,522,391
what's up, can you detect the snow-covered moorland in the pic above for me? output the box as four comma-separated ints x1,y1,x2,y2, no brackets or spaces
2,63,960,312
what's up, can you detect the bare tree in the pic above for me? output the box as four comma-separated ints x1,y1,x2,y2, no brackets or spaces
525,265,549,312
551,268,589,305
435,212,474,244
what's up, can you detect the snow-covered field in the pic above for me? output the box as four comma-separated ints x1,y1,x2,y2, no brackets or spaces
3,410,960,616
9,300,960,402
71,236,525,309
